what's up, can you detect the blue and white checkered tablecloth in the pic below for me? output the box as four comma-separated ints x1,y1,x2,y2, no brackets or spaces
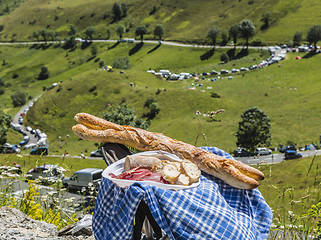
92,147,273,240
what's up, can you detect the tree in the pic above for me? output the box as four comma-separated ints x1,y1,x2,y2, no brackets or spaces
135,25,147,42
32,31,39,42
239,19,255,49
112,3,122,21
206,26,220,48
144,98,160,120
102,103,150,130
47,30,56,41
112,56,131,69
38,66,50,80
307,25,321,51
229,23,239,49
91,44,98,56
121,3,128,17
11,91,26,107
293,31,302,47
115,24,125,39
39,29,48,43
69,24,77,36
236,107,271,154
220,30,228,46
260,11,271,30
220,53,228,63
0,109,11,150
154,24,165,41
106,28,111,39
85,26,96,41
65,36,77,49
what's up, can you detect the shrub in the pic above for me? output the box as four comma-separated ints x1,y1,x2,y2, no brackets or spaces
99,60,105,68
11,91,26,107
112,57,131,69
91,44,98,56
220,53,229,63
211,92,220,98
0,89,4,95
89,86,97,92
12,73,19,79
144,98,160,120
38,66,50,80
0,78,4,86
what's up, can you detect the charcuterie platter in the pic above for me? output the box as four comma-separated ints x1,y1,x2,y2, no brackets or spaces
102,150,200,190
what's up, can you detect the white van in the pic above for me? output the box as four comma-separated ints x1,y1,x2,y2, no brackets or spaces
11,123,21,131
159,70,171,77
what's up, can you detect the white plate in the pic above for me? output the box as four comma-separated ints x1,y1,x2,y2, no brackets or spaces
102,150,200,190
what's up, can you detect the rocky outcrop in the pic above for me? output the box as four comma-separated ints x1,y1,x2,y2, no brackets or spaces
0,206,95,240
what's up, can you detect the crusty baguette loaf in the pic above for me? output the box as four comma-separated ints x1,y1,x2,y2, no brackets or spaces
72,113,265,189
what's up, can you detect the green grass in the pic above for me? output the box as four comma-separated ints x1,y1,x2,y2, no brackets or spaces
0,0,320,45
1,42,321,157
259,155,321,227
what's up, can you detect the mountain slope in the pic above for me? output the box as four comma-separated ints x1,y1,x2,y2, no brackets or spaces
2,42,315,155
0,0,320,44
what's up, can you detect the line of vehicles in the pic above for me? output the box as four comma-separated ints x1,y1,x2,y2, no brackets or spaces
233,145,303,160
6,122,49,155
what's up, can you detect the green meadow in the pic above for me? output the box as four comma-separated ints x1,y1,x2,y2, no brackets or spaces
0,0,320,45
1,42,320,156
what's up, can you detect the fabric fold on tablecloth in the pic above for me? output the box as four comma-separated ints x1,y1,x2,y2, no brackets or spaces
92,147,273,240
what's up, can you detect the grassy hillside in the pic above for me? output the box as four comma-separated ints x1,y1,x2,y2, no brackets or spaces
0,41,319,156
0,0,320,44
259,155,321,227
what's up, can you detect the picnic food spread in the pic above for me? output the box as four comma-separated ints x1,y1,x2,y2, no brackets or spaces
72,113,265,189
110,154,201,186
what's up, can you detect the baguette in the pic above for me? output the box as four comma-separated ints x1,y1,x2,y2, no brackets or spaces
72,113,264,189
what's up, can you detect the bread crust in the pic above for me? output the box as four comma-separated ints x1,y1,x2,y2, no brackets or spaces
72,113,265,189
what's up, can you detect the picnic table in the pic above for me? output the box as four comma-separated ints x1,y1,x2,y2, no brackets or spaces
92,146,273,240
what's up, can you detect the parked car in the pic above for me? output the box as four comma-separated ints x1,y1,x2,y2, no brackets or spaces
233,148,253,157
255,147,272,156
220,69,229,74
210,70,219,75
284,150,302,160
10,123,21,131
3,143,20,153
19,140,29,146
26,126,32,132
240,67,248,72
279,145,296,153
25,164,65,184
62,168,103,191
24,143,38,149
90,149,103,157
30,147,49,155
